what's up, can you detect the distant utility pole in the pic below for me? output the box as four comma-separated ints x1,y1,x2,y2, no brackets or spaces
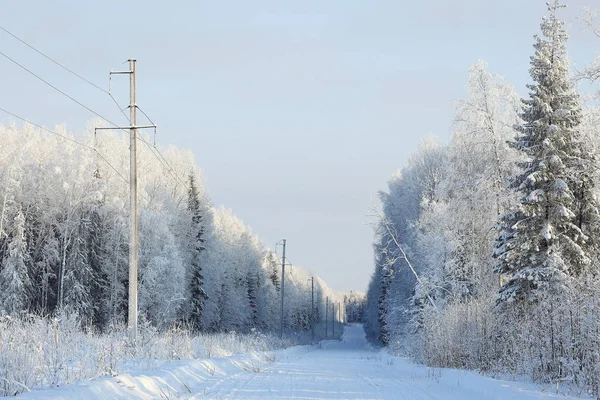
279,239,286,339
325,297,328,338
332,302,335,337
311,277,314,344
96,59,155,342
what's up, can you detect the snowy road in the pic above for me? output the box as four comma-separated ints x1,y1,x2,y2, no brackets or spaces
193,325,432,399
188,325,583,400
193,325,398,399
18,325,588,399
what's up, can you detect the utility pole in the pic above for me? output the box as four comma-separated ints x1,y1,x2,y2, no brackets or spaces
325,296,328,338
280,239,286,339
128,59,138,342
311,277,314,344
96,59,155,343
332,302,335,337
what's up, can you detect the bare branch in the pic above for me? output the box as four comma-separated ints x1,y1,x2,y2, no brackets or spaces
368,207,439,312
581,6,600,38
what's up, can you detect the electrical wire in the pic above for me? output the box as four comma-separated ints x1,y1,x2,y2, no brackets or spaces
0,25,131,127
0,23,133,126
0,106,128,183
134,107,186,190
0,26,183,186
0,49,126,130
0,107,170,213
0,24,109,94
136,105,156,127
0,46,174,186
111,94,130,124
137,134,187,188
0,24,135,130
0,26,188,203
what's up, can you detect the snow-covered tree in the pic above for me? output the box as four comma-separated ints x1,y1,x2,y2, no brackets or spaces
0,210,30,315
344,291,366,323
187,173,208,331
265,250,280,292
494,1,596,304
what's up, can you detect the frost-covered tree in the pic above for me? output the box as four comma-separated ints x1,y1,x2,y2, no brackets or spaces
365,138,447,344
98,213,127,329
0,210,30,315
494,1,596,304
187,173,208,331
265,250,280,292
344,291,366,323
417,61,521,303
138,210,186,328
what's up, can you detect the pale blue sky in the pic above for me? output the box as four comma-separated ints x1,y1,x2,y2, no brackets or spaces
1,1,597,292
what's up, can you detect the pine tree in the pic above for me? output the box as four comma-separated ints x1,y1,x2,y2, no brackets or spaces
494,1,594,304
0,210,31,315
187,173,208,331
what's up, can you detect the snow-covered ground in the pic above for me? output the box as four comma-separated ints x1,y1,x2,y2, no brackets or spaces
14,324,589,399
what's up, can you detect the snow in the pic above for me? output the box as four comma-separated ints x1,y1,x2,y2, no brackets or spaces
13,325,589,400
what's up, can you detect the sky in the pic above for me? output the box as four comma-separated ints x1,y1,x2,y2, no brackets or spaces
1,1,598,293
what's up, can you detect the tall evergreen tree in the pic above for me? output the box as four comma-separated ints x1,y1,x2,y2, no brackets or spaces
494,1,594,304
187,173,208,331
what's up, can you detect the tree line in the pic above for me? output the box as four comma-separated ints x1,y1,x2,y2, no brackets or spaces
0,123,345,334
365,1,600,394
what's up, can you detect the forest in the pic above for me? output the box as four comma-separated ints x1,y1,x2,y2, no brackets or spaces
0,121,346,334
365,2,600,395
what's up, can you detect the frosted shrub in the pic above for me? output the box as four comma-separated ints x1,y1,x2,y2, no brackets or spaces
415,296,495,371
0,316,38,396
0,315,296,397
406,284,600,397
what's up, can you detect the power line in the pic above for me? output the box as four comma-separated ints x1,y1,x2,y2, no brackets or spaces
136,134,187,189
0,47,159,184
0,106,128,183
0,107,171,221
0,50,126,129
110,94,130,124
136,105,156,127
133,107,186,190
0,32,183,196
144,140,181,183
0,36,182,216
0,24,132,127
0,24,109,94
